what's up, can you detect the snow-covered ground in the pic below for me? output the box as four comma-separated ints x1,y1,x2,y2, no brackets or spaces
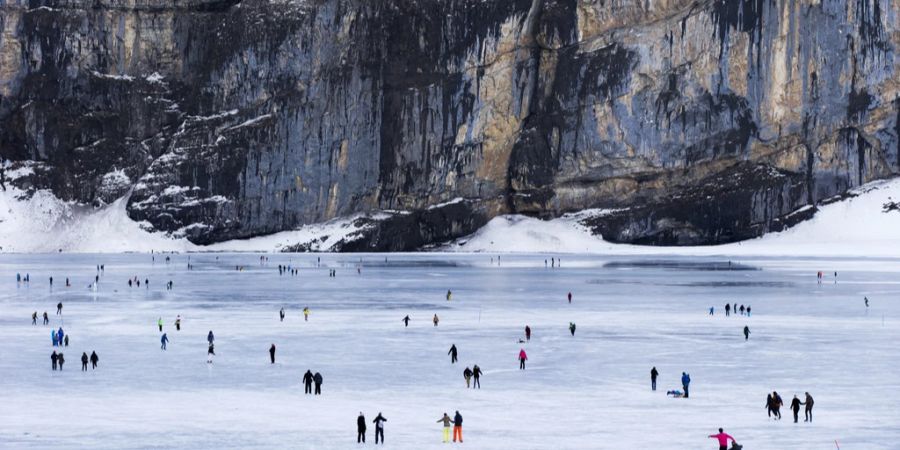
1,253,898,449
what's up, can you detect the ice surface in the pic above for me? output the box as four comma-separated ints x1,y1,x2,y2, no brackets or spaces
1,253,898,449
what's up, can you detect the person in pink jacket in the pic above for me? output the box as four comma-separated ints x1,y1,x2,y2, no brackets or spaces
518,349,527,370
708,428,737,450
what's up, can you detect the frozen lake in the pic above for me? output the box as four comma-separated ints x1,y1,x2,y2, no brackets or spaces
1,253,898,449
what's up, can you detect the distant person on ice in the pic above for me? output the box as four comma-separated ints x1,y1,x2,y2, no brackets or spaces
303,370,314,394
472,365,482,388
743,326,750,340
90,351,99,369
175,315,182,331
51,351,59,370
158,317,163,332
32,311,37,325
207,331,215,345
57,302,63,315
802,392,814,422
437,413,452,443
373,412,387,444
280,307,285,322
446,290,452,301
448,344,458,364
709,307,714,316
269,344,276,364
357,412,366,443
569,322,576,336
43,311,49,325
725,303,731,316
518,348,527,370
303,307,310,321
707,428,737,450
463,367,473,388
651,367,659,391
57,352,65,370
790,395,802,423
433,314,439,327
681,372,691,398
567,292,572,303
314,372,323,395
160,333,169,350
81,352,89,371
525,325,531,341
770,391,783,419
402,315,410,327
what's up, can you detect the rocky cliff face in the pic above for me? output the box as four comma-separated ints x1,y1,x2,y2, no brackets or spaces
1,0,898,249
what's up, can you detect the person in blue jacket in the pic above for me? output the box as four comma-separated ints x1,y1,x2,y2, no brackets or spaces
681,372,691,398
57,327,64,344
161,333,169,350
51,330,58,346
207,331,215,345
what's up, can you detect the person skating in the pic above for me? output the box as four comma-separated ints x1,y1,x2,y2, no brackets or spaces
32,311,37,325
709,306,714,315
57,327,65,345
446,290,452,301
771,391,783,419
864,297,869,308
463,367,473,388
739,305,745,315
207,330,215,345
303,307,310,322
567,292,572,303
437,413,452,443
81,352,89,371
90,351,99,369
357,412,367,443
51,351,59,371
743,326,750,340
766,393,774,418
518,348,527,370
725,303,731,316
314,372,323,395
569,322,576,336
303,370,314,394
52,329,58,347
746,306,751,316
269,344,276,364
43,311,49,325
525,325,531,341
280,307,285,322
802,392,814,422
453,411,463,443
790,395,802,423
472,365,482,389
651,367,659,391
707,428,737,450
402,315,410,327
158,317,163,332
64,334,69,347
373,412,387,444
681,372,691,398
160,333,169,350
58,352,65,370
57,302,63,315
448,344,458,364
433,314,439,327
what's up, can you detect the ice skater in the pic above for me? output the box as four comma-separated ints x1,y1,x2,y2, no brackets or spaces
303,370,314,394
90,351,99,369
802,392,814,422
725,304,731,316
357,412,367,443
651,367,659,391
569,322,576,336
207,330,215,345
269,344,276,364
771,391,783,419
43,311,49,325
58,352,65,370
51,351,59,371
790,395,802,423
681,372,691,398
525,325,531,341
303,307,310,321
314,372,323,395
32,311,37,325
864,297,869,308
373,412,387,444
437,413,452,443
567,292,572,303
743,326,750,340
175,315,182,331
448,344,458,364
446,290,452,301
472,365,482,389
518,348,527,370
280,307,285,322
57,302,63,315
433,314,439,327
160,333,169,350
402,315,410,327
463,367,473,388
453,411,463,443
707,428,737,450
81,352,89,371
158,317,163,332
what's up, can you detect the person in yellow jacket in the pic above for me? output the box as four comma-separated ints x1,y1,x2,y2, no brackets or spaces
303,307,310,322
437,413,452,443
157,317,163,332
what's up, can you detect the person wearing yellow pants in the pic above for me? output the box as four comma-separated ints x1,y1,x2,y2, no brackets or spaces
437,413,452,442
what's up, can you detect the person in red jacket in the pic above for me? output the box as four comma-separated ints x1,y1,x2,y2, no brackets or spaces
518,348,527,370
708,428,736,450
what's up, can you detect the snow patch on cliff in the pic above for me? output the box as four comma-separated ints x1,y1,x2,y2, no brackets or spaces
446,178,900,257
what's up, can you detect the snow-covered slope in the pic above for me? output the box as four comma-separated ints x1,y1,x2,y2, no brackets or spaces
2,169,899,256
446,178,900,257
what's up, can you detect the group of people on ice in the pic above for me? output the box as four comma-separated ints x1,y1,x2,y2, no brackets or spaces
356,412,388,444
767,391,814,423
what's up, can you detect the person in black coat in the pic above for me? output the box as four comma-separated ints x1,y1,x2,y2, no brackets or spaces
269,344,276,364
790,395,802,423
51,351,59,371
463,367,473,388
372,413,387,444
303,370,314,394
802,392,815,422
448,344,458,364
81,352,89,371
472,365,483,389
58,353,65,370
402,315,410,327
651,367,659,391
90,351,99,369
357,412,366,443
313,372,323,395
453,411,463,443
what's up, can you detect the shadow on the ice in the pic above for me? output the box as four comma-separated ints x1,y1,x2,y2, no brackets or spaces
604,260,759,271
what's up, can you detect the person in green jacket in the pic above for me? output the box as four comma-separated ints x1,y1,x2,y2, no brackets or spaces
437,413,452,443
157,317,163,332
